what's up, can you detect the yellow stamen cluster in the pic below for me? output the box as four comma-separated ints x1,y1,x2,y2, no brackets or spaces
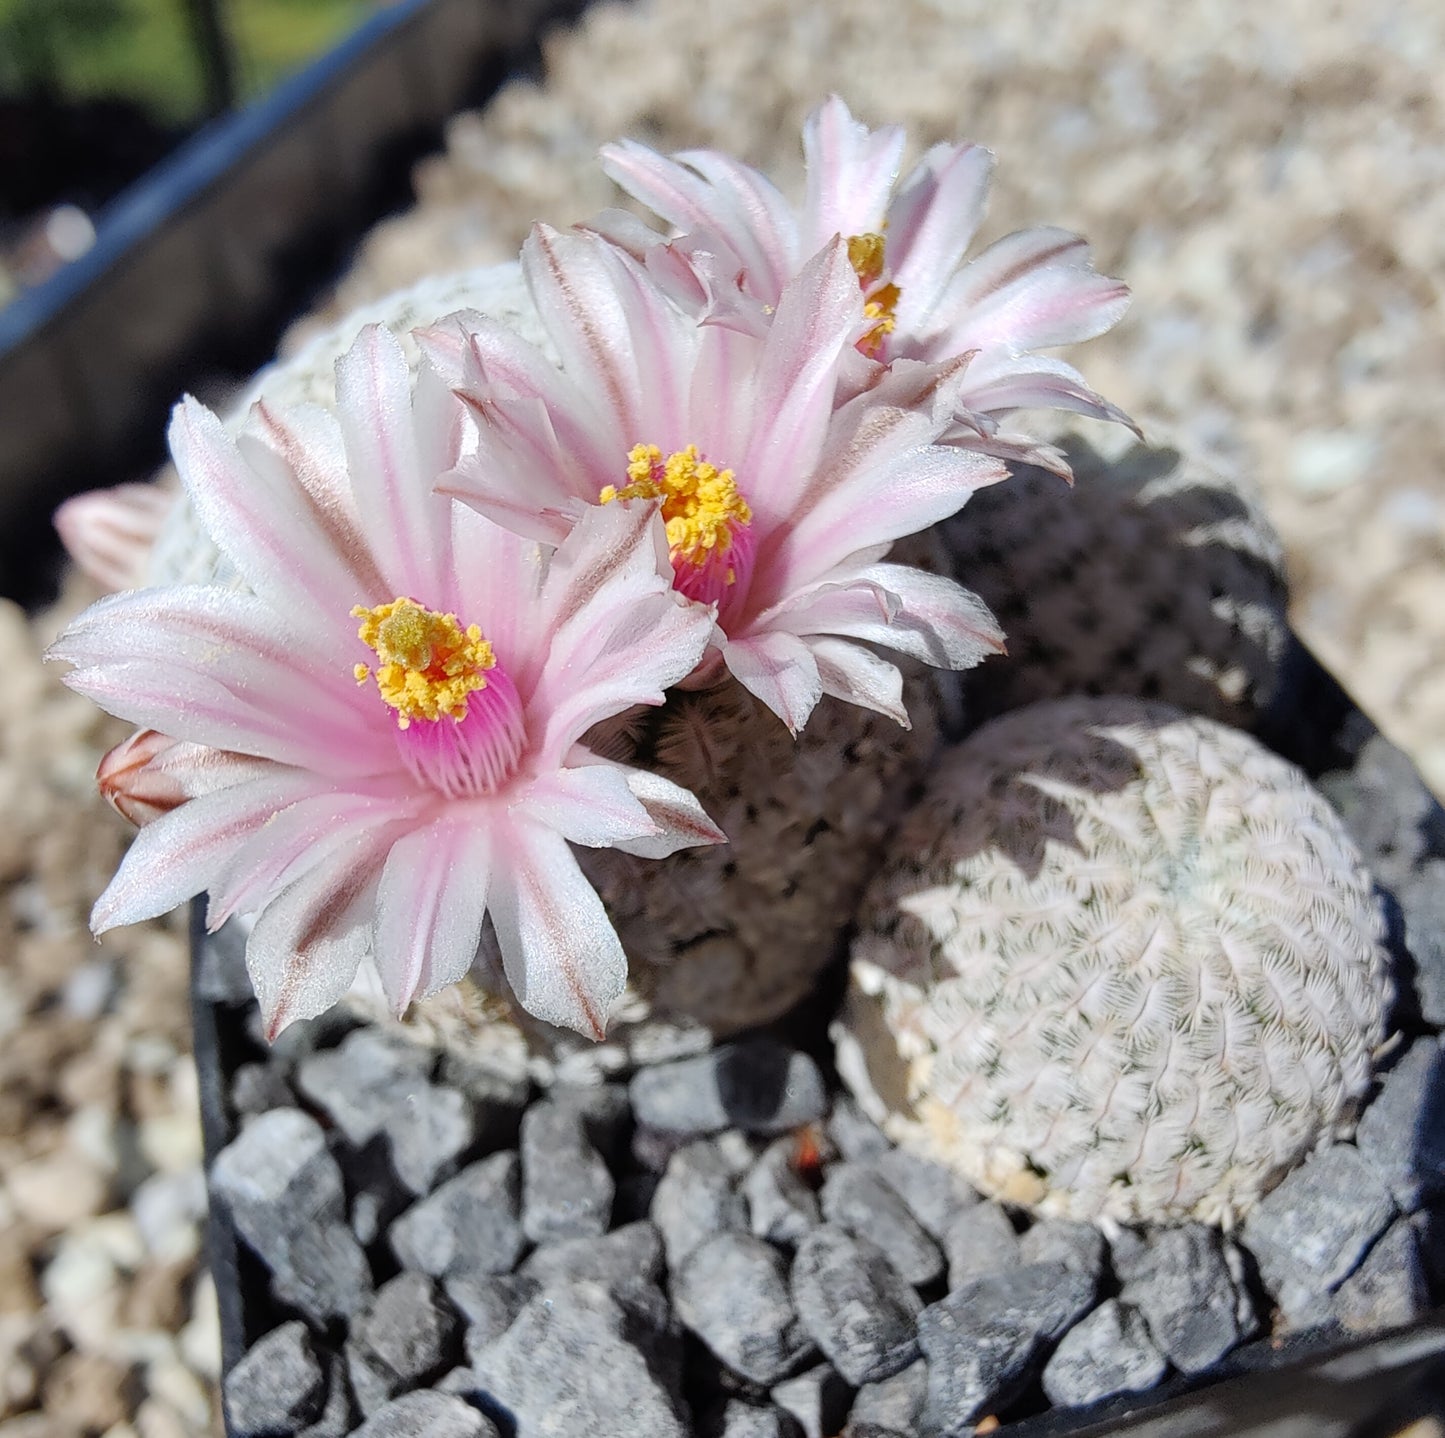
600,444,753,579
847,231,900,355
352,597,494,727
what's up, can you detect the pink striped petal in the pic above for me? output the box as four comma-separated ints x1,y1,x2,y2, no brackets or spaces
611,765,727,859
764,562,1005,670
808,637,909,727
721,629,823,735
334,324,457,605
170,400,380,648
523,225,694,447
742,240,864,530
206,781,421,930
515,762,664,848
888,142,994,329
802,96,906,248
932,227,1131,354
54,482,173,592
91,765,331,931
529,502,714,766
247,836,395,1040
487,817,627,1039
52,587,395,776
374,821,491,1013
957,353,1138,429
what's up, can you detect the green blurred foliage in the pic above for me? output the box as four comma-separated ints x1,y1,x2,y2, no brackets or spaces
0,0,374,121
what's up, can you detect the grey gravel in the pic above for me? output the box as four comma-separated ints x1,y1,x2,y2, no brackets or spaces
1115,1223,1256,1373
1332,1218,1431,1331
652,1139,748,1268
1242,1143,1398,1323
440,1051,532,1150
942,1200,1022,1287
471,1278,688,1437
389,1151,525,1280
352,1390,497,1438
223,1320,325,1437
630,1040,827,1137
1399,862,1445,1025
447,1274,538,1356
231,1061,293,1116
345,1272,461,1416
868,1148,979,1239
790,1225,921,1385
1020,1219,1107,1276
521,1219,663,1289
770,1363,854,1438
745,1138,822,1246
1041,1299,1168,1408
1355,1036,1445,1211
820,1163,943,1286
298,1348,355,1438
552,1082,634,1166
210,1109,373,1325
520,1099,615,1243
850,1357,928,1436
707,1400,803,1438
382,1083,477,1196
825,1097,892,1161
918,1261,1098,1434
295,1029,435,1146
674,1231,814,1385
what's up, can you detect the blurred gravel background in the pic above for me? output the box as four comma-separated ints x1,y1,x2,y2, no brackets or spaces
2,0,1442,1432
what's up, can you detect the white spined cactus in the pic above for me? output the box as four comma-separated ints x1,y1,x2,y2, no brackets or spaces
836,696,1392,1227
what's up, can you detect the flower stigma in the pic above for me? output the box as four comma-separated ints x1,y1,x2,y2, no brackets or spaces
353,597,495,728
847,232,900,357
600,444,755,607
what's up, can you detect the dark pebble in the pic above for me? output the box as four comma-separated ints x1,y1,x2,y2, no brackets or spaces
1019,1219,1106,1276
673,1231,814,1385
1242,1144,1397,1324
471,1278,688,1437
651,1139,748,1268
850,1357,928,1435
770,1363,854,1438
351,1390,497,1438
1355,1037,1445,1212
389,1151,525,1280
791,1226,921,1385
918,1261,1097,1434
1114,1224,1256,1373
630,1040,826,1137
521,1219,663,1289
942,1201,1022,1287
1333,1218,1431,1332
867,1148,978,1239
223,1320,325,1437
382,1083,477,1197
345,1272,461,1416
295,1029,434,1147
1041,1299,1167,1408
820,1164,943,1286
520,1099,614,1243
447,1274,537,1356
744,1138,822,1246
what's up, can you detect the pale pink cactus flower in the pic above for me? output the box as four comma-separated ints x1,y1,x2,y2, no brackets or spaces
598,94,1132,474
54,481,174,591
426,224,1006,736
50,324,723,1041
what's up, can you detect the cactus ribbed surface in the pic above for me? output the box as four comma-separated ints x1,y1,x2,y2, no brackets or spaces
936,431,1291,729
837,696,1391,1225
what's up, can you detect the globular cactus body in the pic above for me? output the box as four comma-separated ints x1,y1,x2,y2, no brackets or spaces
837,696,1391,1226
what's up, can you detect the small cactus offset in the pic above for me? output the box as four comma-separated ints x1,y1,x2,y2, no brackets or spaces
836,696,1392,1226
935,430,1291,729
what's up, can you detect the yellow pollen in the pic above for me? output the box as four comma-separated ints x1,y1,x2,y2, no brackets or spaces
600,444,752,576
847,232,888,287
351,597,495,727
847,232,901,356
